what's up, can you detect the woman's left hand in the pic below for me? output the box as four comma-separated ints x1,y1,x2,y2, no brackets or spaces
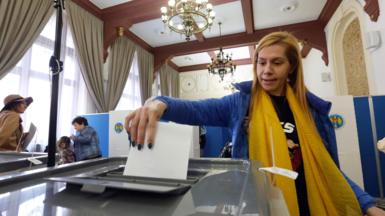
366,206,385,216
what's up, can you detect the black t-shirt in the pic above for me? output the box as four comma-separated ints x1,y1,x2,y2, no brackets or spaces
270,95,310,216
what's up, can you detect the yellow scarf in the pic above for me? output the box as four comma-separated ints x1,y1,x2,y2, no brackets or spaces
248,85,361,216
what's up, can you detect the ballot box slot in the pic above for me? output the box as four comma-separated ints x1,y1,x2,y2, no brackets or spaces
47,166,208,195
96,166,208,184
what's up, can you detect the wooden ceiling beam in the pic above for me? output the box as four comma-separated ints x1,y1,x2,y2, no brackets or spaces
103,26,153,62
248,45,255,59
208,51,216,60
179,58,252,72
301,42,312,58
71,0,103,19
168,61,180,72
241,0,254,34
193,22,206,42
154,20,329,71
318,0,342,27
364,0,380,22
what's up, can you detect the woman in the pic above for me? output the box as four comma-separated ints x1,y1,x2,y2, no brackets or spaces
124,32,384,215
0,94,33,151
70,116,101,161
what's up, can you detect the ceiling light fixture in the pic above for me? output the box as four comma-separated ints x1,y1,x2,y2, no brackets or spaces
280,1,298,13
160,0,215,41
208,22,236,81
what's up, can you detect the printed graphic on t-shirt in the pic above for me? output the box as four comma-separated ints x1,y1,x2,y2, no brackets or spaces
270,95,302,171
281,121,302,171
287,138,302,171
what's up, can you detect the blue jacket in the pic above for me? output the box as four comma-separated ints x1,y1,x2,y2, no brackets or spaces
157,80,375,213
73,126,101,161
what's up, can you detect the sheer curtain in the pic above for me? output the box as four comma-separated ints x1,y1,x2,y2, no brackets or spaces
115,52,142,111
0,14,87,150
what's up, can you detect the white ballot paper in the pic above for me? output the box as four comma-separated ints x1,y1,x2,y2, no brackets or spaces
123,122,194,180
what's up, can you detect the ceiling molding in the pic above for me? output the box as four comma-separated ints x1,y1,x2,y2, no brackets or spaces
179,58,252,72
154,20,329,70
71,0,103,19
364,0,380,22
318,0,342,27
241,0,254,34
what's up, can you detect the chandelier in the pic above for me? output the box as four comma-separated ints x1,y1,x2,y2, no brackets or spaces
160,0,215,41
208,22,236,81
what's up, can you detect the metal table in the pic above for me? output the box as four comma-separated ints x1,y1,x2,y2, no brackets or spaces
0,157,283,216
0,152,49,174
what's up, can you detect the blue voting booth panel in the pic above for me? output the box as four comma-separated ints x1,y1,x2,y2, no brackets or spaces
203,126,232,157
83,113,109,157
372,96,385,196
354,97,381,197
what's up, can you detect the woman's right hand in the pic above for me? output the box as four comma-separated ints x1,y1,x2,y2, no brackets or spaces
124,100,167,150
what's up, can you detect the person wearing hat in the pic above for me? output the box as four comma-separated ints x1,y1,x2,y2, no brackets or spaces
0,94,33,151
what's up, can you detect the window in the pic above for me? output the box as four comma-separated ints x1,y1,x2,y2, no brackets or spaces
0,14,87,150
115,53,142,111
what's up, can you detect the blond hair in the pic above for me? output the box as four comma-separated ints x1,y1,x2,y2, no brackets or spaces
249,31,312,120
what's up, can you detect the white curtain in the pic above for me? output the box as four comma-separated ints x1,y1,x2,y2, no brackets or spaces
115,52,142,111
0,14,88,150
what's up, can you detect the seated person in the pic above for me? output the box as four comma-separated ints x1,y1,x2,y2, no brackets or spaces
57,136,75,164
70,116,101,161
0,94,33,151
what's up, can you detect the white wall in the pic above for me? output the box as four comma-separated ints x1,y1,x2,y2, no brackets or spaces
364,0,385,94
180,50,332,100
179,64,253,99
303,49,334,97
325,0,385,95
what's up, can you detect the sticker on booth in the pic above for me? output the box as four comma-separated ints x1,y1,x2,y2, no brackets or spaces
114,122,124,134
329,114,344,129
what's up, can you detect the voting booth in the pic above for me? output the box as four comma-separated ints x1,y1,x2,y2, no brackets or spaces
325,95,385,197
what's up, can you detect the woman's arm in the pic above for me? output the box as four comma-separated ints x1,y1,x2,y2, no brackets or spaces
156,94,238,126
125,93,239,147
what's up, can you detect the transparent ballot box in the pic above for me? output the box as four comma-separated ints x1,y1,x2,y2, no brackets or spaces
0,157,287,215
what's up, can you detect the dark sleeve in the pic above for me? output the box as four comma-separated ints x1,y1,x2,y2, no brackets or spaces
155,93,240,127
